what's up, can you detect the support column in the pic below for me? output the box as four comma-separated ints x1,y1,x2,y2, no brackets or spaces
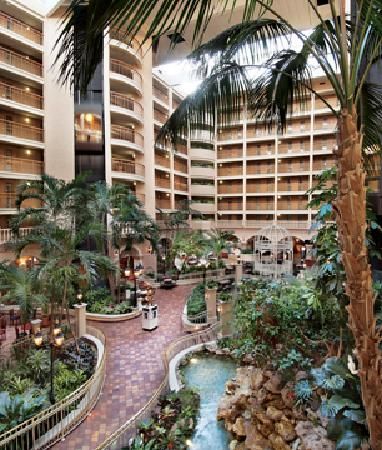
205,288,217,323
235,263,243,286
74,303,87,338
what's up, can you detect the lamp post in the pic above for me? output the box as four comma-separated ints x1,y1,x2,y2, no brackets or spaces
200,259,209,285
33,323,64,405
125,268,142,307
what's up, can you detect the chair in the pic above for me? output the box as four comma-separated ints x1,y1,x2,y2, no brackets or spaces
9,309,20,326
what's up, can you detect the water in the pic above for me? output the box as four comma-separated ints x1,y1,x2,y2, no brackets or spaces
183,353,237,450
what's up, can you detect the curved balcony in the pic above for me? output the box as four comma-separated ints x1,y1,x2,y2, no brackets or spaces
0,81,43,115
109,30,141,65
190,201,216,213
111,125,144,152
0,47,42,83
110,59,142,94
0,119,44,148
189,147,215,161
0,193,40,212
190,166,215,178
111,158,144,182
110,92,143,122
190,183,215,196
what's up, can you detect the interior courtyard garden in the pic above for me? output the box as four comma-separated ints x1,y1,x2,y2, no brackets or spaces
1,0,382,449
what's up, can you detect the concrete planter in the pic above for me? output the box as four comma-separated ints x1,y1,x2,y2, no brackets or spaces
70,308,141,322
205,288,218,323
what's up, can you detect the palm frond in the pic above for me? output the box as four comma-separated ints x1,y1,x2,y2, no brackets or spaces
188,19,290,78
158,62,250,145
248,49,312,130
360,82,382,163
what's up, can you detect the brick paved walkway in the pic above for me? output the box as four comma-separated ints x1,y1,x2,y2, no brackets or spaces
54,285,193,450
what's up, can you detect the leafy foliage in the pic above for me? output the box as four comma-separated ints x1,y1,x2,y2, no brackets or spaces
186,284,206,320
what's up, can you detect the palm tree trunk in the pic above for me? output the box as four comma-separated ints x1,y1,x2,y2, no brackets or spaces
336,107,382,449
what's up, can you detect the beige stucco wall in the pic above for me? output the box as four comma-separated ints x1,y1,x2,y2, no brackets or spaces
43,16,75,181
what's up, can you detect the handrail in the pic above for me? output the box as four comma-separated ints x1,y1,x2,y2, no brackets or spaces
111,125,144,148
0,12,42,44
0,81,43,109
109,29,141,56
0,326,106,449
0,227,34,244
0,154,43,174
0,118,43,142
0,47,42,76
95,323,220,449
110,59,142,89
111,158,144,176
110,92,143,116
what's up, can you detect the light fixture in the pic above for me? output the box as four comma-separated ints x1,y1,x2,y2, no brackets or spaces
84,113,93,123
134,269,141,277
77,292,83,301
190,358,198,364
166,193,170,196
278,195,281,199
25,117,30,124
33,330,43,347
25,149,31,155
53,322,61,336
125,268,131,277
131,124,135,129
219,180,223,184
25,87,30,92
54,332,64,347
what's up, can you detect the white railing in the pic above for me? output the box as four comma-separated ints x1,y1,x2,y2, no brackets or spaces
0,227,34,244
0,326,106,450
95,324,219,450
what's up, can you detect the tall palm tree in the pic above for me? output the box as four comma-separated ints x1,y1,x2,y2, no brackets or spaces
56,1,382,446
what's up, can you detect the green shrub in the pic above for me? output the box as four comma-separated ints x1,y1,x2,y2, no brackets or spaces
54,362,86,401
186,284,206,318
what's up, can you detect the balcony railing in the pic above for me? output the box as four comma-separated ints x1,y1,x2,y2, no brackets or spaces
217,168,243,176
218,149,243,159
247,184,274,193
155,178,171,189
110,92,143,117
111,159,144,176
153,86,169,104
155,155,170,168
217,202,243,211
0,227,33,244
247,202,274,210
218,130,243,141
0,47,42,76
278,201,308,210
247,166,274,175
218,185,242,194
0,12,42,44
154,109,168,123
109,29,141,56
278,164,310,173
247,147,274,157
0,155,43,174
174,182,188,191
156,199,171,209
0,118,43,142
278,183,309,192
111,125,144,148
0,81,43,109
174,162,188,174
0,193,40,209
110,59,142,90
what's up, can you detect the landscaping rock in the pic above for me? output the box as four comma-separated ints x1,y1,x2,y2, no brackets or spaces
295,420,335,450
275,419,296,442
266,405,284,421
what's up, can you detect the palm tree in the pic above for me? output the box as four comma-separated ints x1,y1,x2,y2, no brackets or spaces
56,1,382,446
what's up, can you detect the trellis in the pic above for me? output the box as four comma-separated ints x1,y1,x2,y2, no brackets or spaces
254,223,293,278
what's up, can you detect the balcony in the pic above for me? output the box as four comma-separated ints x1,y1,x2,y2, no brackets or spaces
155,154,170,169
217,185,242,195
109,30,141,63
0,118,43,147
0,12,42,46
247,147,274,157
0,226,33,244
110,92,143,122
110,59,142,93
190,166,215,178
217,148,242,159
247,166,274,176
111,125,144,152
153,86,169,107
111,159,144,181
190,183,215,196
190,130,214,142
154,108,168,124
0,47,42,82
217,202,243,211
0,155,43,177
0,81,43,113
247,202,274,211
278,182,309,193
312,161,335,171
278,201,308,210
174,160,188,174
218,129,243,142
217,167,243,177
0,193,40,211
247,184,274,194
156,198,171,209
190,201,215,213
278,163,310,174
174,181,188,192
156,177,171,190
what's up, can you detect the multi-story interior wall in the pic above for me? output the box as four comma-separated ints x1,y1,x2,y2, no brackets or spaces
0,0,44,234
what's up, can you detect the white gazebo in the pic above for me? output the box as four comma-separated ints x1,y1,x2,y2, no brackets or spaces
254,223,293,279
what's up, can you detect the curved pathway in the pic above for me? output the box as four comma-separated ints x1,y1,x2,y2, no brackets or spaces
54,285,193,450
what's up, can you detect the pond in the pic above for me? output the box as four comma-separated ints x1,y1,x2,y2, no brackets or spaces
183,353,237,450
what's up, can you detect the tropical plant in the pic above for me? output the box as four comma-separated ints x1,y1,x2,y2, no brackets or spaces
53,362,86,401
57,1,382,445
186,283,206,319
